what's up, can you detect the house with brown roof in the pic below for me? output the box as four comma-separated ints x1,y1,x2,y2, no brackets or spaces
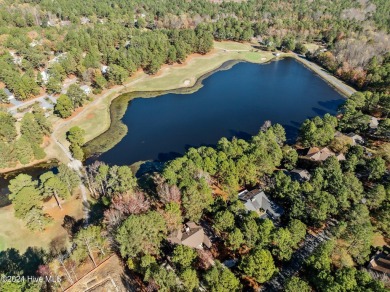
305,147,345,162
368,251,390,276
168,222,212,249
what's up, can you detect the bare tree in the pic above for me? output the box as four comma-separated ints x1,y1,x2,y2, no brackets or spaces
154,174,181,204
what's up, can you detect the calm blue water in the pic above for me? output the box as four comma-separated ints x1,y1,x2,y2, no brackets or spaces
98,58,344,165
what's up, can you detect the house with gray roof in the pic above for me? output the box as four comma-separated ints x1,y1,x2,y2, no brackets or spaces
369,116,379,129
290,169,311,182
347,133,364,145
80,85,92,95
238,189,284,219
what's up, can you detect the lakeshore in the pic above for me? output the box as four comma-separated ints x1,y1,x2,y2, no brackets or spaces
0,41,355,174
0,42,359,252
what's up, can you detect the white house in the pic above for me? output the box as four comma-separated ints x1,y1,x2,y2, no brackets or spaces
101,65,109,74
40,70,50,84
80,85,92,95
9,51,22,65
369,116,379,129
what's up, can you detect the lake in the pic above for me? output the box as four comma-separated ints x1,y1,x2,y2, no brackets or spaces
93,58,345,165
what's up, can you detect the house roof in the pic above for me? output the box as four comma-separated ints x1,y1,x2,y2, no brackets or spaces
306,147,320,155
167,222,211,249
306,147,334,161
347,133,363,140
306,147,345,162
368,252,390,275
290,169,311,181
239,189,284,218
347,133,364,145
369,116,379,129
336,153,346,161
80,85,92,94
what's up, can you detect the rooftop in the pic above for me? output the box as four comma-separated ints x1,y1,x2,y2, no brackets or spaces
306,147,345,162
238,189,284,219
290,169,311,181
368,251,390,276
168,222,211,249
369,116,379,129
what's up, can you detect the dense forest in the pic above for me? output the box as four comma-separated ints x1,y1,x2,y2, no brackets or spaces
0,0,389,291
0,106,51,167
0,0,389,105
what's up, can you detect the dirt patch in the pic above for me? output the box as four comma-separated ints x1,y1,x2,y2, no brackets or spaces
86,113,95,120
64,106,87,121
64,254,136,292
28,30,39,39
372,233,388,247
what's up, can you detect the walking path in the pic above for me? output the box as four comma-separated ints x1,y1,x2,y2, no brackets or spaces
213,46,356,97
52,132,89,224
292,53,356,97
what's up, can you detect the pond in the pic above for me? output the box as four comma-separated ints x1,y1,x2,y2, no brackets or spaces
89,58,345,166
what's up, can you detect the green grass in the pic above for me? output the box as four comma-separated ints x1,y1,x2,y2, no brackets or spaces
304,43,320,53
0,196,83,252
214,42,254,51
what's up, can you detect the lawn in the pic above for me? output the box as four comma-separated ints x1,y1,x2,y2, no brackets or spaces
304,43,320,53
0,194,83,252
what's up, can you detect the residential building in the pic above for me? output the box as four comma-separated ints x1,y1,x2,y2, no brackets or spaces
290,169,311,181
369,116,379,129
80,85,92,95
347,133,364,145
368,251,390,276
40,70,50,84
101,65,109,74
238,189,284,219
168,222,212,249
305,147,345,162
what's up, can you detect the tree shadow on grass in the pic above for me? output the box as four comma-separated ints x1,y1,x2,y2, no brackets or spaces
0,247,46,276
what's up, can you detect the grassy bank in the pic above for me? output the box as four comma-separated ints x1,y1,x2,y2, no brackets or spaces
0,194,83,252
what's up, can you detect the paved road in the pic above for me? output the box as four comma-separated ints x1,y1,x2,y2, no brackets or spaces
261,219,336,291
293,54,356,97
8,94,56,114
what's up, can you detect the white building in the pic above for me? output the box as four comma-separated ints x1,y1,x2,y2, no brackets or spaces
80,85,92,95
40,71,50,84
101,65,109,74
9,51,22,65
369,116,379,129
